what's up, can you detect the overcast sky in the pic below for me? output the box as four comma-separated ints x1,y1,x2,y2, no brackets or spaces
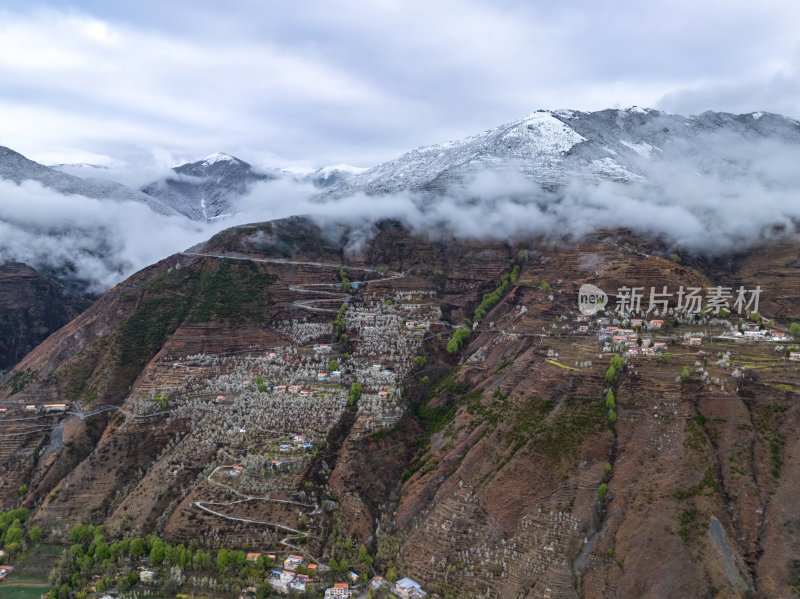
1,0,800,171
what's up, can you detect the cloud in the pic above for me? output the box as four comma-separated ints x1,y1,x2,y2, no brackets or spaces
1,2,800,168
0,179,221,293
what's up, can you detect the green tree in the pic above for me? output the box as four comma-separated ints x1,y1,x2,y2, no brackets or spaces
605,366,617,385
681,366,691,380
129,537,145,557
28,525,42,542
69,524,92,545
386,566,398,583
349,382,362,406
608,410,617,424
790,322,800,337
257,583,272,599
17,484,27,496
150,539,166,565
605,391,615,410
329,359,339,371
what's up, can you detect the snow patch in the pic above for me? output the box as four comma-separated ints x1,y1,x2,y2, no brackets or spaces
751,112,764,120
620,140,655,157
316,164,369,177
202,152,237,166
590,158,643,181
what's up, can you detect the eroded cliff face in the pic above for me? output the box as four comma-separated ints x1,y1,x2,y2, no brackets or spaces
1,219,798,598
0,262,89,371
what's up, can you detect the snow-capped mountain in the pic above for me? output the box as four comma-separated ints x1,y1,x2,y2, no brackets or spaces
0,146,177,216
323,108,800,198
141,153,277,220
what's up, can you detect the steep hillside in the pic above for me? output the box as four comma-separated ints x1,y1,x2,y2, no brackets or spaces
1,219,798,598
0,262,90,371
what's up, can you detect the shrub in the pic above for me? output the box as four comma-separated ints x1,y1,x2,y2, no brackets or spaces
598,483,608,500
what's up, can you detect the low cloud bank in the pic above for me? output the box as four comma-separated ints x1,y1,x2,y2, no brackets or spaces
2,137,799,294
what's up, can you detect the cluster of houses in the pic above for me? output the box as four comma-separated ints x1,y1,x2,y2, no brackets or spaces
591,324,669,356
279,433,313,453
0,565,13,580
729,325,789,341
266,554,322,594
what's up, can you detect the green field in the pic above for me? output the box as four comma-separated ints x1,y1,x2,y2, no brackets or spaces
1,545,62,599
0,582,50,599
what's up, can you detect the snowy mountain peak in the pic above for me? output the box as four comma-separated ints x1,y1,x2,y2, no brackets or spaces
321,107,800,199
201,152,239,166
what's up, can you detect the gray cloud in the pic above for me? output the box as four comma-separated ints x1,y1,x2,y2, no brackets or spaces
1,2,799,169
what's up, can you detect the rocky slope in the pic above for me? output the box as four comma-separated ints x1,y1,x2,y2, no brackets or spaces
0,262,89,372
0,218,798,598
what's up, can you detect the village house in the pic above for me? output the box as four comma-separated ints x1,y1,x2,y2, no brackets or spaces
653,342,668,351
284,555,303,571
577,325,589,333
139,568,158,584
649,320,664,329
315,344,332,353
290,574,309,592
789,352,800,361
631,318,643,327
771,331,786,341
216,395,227,401
378,390,390,398
299,389,314,397
293,434,306,443
44,403,68,412
742,323,760,331
288,385,302,393
744,330,766,338
629,348,641,356
270,460,282,469
239,586,257,599
641,347,655,356
25,404,37,412
395,577,426,598
688,337,702,345
279,443,292,452
330,370,342,379
370,576,386,589
325,583,351,598
229,465,244,476
246,552,261,562
273,385,287,393
0,565,14,580
317,372,328,381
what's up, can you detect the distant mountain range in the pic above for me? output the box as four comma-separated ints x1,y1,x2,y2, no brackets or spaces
0,145,177,216
322,107,800,198
0,107,798,295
